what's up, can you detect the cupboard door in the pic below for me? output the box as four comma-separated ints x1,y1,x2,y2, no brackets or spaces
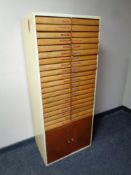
70,117,92,152
46,124,72,163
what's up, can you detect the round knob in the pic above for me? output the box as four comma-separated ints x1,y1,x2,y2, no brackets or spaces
71,138,74,142
67,140,71,144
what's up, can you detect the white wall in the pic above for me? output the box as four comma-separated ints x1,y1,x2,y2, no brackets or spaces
123,55,131,108
0,0,131,148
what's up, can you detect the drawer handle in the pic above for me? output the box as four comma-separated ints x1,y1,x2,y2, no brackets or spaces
71,138,74,142
67,140,71,144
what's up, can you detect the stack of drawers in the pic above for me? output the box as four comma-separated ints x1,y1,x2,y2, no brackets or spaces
36,16,99,131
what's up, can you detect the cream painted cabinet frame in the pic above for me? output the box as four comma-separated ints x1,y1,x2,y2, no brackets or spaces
23,12,100,166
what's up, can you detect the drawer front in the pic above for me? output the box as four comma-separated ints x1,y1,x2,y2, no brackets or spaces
72,25,99,32
72,18,99,26
38,38,71,45
36,17,71,25
72,108,93,119
72,44,98,50
72,70,96,77
72,65,97,72
72,88,95,97
41,78,70,88
72,49,98,56
72,74,96,82
72,32,98,38
41,73,70,82
72,60,97,67
40,62,70,71
72,104,93,114
37,32,71,39
72,79,95,87
40,67,71,77
39,50,71,58
36,24,71,32
72,100,94,110
72,83,95,92
72,55,97,62
72,93,94,101
72,38,98,44
46,123,72,163
70,117,92,151
38,45,71,52
39,57,71,65
72,96,94,106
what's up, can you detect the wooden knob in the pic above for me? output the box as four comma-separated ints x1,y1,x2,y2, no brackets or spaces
67,140,71,144
71,138,74,142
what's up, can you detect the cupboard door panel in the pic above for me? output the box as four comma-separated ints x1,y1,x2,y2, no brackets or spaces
70,117,92,152
72,70,96,77
46,124,72,163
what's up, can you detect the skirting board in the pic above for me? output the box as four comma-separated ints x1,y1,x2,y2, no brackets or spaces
0,105,130,155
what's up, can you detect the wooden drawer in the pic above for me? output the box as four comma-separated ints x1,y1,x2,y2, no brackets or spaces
72,92,94,101
43,93,71,104
44,106,71,118
72,96,94,106
72,88,94,97
72,100,94,110
72,105,93,114
72,18,99,25
38,38,71,45
72,38,98,44
70,117,92,151
36,17,71,24
41,78,70,88
72,60,97,67
39,57,71,65
72,83,95,92
40,62,70,71
43,98,71,109
72,55,97,62
72,65,97,72
41,73,70,82
72,49,98,56
39,50,71,59
40,67,71,77
72,32,98,38
37,32,71,39
46,123,72,163
72,108,93,119
72,79,95,87
72,25,99,32
36,24,71,32
42,83,70,94
72,74,96,82
38,45,71,52
72,44,98,50
72,70,96,77
42,88,70,99
44,102,70,113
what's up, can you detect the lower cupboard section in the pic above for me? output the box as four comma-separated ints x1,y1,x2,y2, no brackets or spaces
46,117,92,163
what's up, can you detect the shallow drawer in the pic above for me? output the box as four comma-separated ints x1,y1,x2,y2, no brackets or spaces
72,49,98,56
41,73,70,82
72,92,94,101
39,57,71,65
72,65,97,72
72,74,96,82
43,98,71,109
43,93,71,104
72,55,97,62
41,78,70,88
72,38,98,44
71,70,96,77
72,108,93,119
42,83,70,94
36,17,71,24
72,25,99,32
44,102,70,113
40,67,71,77
36,24,71,32
72,83,95,92
72,60,97,67
72,88,94,97
72,44,98,50
37,38,71,45
40,62,70,71
42,88,70,99
38,45,71,52
72,79,95,87
72,32,98,38
44,106,71,118
72,18,99,25
72,105,93,114
37,32,71,39
72,100,94,110
72,96,94,106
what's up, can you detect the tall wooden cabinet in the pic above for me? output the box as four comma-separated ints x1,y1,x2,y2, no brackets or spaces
23,13,100,165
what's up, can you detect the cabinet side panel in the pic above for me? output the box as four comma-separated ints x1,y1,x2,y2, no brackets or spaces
23,15,47,165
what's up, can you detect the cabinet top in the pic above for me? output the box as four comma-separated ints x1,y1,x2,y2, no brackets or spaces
30,12,101,19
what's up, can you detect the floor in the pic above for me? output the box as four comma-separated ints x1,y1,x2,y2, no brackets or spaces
0,109,131,175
